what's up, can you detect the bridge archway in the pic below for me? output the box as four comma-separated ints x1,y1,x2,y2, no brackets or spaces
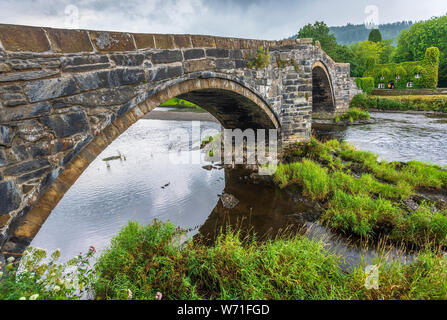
2,77,279,255
311,61,335,115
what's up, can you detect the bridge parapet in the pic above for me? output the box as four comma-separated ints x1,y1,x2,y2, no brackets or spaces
0,24,359,257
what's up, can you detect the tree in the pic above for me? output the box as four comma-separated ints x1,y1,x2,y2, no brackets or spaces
368,29,383,42
393,15,447,87
350,40,384,76
297,21,339,59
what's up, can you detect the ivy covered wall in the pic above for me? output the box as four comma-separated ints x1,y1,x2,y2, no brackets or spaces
364,47,440,89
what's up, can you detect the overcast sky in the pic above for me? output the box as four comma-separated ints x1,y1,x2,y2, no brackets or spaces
0,0,446,40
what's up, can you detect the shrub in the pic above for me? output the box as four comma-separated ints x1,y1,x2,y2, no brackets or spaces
247,46,271,69
355,77,375,94
0,247,96,300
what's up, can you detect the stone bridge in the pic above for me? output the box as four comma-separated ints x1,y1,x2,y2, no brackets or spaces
0,24,359,257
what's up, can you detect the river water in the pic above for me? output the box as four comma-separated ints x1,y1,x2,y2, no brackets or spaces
30,110,446,268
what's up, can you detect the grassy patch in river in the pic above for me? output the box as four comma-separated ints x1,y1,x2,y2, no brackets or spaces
274,138,447,248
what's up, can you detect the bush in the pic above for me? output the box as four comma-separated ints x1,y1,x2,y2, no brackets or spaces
355,77,375,94
247,46,271,69
0,247,96,300
350,93,447,112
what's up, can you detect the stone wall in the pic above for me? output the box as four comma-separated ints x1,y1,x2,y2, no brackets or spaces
0,24,359,256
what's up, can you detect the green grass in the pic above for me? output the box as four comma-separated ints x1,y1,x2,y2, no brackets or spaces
336,108,371,123
94,221,447,300
275,138,447,246
351,93,447,112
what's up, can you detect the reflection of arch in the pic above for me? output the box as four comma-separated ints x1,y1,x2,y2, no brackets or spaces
6,78,279,253
312,61,335,114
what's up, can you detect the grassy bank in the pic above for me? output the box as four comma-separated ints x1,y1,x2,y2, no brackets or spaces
351,93,447,112
94,221,447,300
274,138,447,247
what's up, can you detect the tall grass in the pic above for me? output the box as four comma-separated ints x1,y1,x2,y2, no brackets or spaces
274,138,447,246
94,221,447,300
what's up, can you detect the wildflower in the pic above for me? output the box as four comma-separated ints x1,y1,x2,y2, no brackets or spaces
19,297,26,300
0,272,3,278
155,292,162,300
7,256,15,263
127,289,132,299
30,294,39,300
89,246,96,253
53,285,61,292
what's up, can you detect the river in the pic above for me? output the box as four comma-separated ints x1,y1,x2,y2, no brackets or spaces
30,110,446,269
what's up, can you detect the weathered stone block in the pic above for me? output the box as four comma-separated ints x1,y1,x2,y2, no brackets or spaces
0,181,21,215
3,158,50,176
0,102,51,122
24,77,79,103
45,28,93,53
90,31,136,52
110,54,145,66
154,34,174,49
173,35,192,48
206,48,229,58
0,25,50,52
184,59,215,73
152,50,183,64
133,34,155,49
0,69,60,82
17,167,49,184
66,87,136,107
215,59,235,69
41,112,89,138
183,49,205,61
149,66,183,81
0,125,15,146
191,35,216,48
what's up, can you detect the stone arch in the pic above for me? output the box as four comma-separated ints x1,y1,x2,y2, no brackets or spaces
311,61,336,115
2,77,279,255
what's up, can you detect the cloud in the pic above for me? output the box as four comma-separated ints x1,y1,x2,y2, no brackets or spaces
0,0,445,39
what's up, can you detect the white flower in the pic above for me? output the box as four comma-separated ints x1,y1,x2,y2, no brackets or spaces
19,297,26,300
53,285,61,292
155,292,162,300
29,294,39,300
127,289,132,299
7,256,15,263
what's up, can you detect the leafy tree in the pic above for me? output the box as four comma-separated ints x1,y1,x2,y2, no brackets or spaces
297,21,339,59
368,29,383,42
393,15,447,87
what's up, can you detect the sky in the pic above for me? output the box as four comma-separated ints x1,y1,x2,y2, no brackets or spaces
0,0,446,40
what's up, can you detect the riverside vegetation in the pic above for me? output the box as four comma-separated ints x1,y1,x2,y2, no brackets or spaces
1,138,447,300
351,93,447,113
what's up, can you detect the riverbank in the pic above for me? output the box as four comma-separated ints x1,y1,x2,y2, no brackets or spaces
274,138,447,248
4,219,447,300
144,109,219,122
351,93,447,113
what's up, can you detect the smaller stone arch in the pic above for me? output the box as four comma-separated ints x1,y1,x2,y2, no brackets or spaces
311,61,336,116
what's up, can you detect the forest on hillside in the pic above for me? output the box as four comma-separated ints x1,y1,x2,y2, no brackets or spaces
329,21,413,44
289,21,413,44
